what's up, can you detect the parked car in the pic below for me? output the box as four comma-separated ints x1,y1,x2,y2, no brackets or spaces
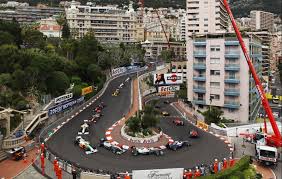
131,146,164,156
166,141,191,151
173,119,184,126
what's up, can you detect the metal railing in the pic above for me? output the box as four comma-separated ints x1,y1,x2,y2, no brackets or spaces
2,135,26,149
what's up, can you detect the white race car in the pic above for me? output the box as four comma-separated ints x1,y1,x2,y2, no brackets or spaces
125,77,131,82
99,138,128,155
78,123,89,135
75,136,98,154
131,146,164,156
119,83,124,89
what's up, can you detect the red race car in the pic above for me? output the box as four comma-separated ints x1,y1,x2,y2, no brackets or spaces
189,130,199,138
173,119,184,126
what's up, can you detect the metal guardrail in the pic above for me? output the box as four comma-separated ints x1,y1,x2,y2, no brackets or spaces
2,135,26,149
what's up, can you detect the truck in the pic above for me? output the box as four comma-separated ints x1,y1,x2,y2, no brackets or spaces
256,145,278,166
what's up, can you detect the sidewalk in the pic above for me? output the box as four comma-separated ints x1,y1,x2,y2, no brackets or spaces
0,147,39,179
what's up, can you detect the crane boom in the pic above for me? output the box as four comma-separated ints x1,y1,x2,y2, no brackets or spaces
223,0,282,147
154,9,170,49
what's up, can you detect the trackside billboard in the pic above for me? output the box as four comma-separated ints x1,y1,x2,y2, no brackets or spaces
132,168,184,179
154,73,183,85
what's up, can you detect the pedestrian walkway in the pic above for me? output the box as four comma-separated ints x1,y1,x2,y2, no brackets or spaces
253,161,276,179
0,147,38,179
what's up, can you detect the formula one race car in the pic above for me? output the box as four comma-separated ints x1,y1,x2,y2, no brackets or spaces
112,89,120,96
173,119,184,126
166,141,191,151
162,111,170,116
99,138,128,155
78,123,89,135
131,146,164,156
125,77,131,83
84,113,101,123
118,83,124,89
189,129,199,138
75,136,98,154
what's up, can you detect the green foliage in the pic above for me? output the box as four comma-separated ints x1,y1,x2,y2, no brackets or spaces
0,20,22,46
200,156,252,179
87,64,102,84
62,22,70,39
159,50,174,63
46,71,70,96
0,31,15,45
125,116,141,134
202,107,224,125
176,84,187,99
22,27,46,49
278,63,282,84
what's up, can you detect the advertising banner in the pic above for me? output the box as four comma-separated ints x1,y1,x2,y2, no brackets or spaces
158,85,180,93
48,96,84,116
112,67,127,76
154,73,183,85
132,168,184,179
54,93,73,104
81,86,93,96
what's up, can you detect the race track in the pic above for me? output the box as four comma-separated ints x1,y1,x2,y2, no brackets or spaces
47,75,230,173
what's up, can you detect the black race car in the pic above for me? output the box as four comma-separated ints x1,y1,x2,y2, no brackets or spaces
131,146,164,156
99,138,128,155
166,141,191,151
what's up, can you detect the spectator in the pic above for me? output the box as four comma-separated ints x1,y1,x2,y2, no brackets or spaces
72,166,77,179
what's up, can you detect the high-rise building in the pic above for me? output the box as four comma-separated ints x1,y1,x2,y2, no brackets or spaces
186,33,262,122
186,0,228,36
250,10,274,32
251,31,271,80
65,2,143,43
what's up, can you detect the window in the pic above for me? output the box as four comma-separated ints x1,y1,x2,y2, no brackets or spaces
211,70,220,75
211,45,220,51
210,94,220,100
204,24,208,27
210,58,220,64
204,18,208,21
210,82,220,89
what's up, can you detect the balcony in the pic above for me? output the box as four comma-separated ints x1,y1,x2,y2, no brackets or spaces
225,51,240,59
193,99,206,105
251,53,262,58
224,64,240,71
193,51,206,58
193,76,206,81
193,86,206,93
224,101,240,109
193,41,206,46
224,77,240,84
224,89,240,96
224,41,239,46
193,63,206,70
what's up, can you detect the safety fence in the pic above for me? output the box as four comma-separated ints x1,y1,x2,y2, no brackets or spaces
34,69,146,179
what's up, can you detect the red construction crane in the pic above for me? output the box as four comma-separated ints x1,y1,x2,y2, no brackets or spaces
223,0,282,147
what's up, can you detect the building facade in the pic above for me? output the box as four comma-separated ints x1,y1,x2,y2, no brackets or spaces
186,0,228,36
0,5,63,24
186,33,262,122
38,17,62,38
65,2,143,43
250,10,274,32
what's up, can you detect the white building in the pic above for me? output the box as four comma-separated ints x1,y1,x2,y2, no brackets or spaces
65,1,143,43
250,10,274,32
38,17,62,37
186,33,262,122
186,0,228,36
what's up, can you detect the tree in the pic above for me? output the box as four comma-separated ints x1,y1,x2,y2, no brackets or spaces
0,20,22,47
87,64,102,84
125,116,141,134
202,107,224,125
22,28,46,49
12,69,26,90
159,50,174,63
46,71,70,96
62,22,70,39
0,31,14,45
0,73,12,87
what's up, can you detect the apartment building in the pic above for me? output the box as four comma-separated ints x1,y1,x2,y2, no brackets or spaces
251,31,271,79
0,5,63,24
186,0,228,36
186,33,262,122
142,40,186,60
65,2,143,43
171,60,188,83
38,17,62,38
250,10,274,32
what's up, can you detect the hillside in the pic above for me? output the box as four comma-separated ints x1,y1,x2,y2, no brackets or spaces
0,0,281,17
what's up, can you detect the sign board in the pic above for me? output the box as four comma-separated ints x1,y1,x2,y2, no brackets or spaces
48,96,84,116
154,73,183,85
54,93,73,104
81,86,93,96
158,85,180,93
112,67,127,76
132,168,184,179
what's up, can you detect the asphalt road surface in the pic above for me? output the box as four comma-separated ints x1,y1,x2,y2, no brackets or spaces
47,75,230,173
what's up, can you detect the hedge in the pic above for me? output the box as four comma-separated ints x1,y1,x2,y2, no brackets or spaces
200,156,251,179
